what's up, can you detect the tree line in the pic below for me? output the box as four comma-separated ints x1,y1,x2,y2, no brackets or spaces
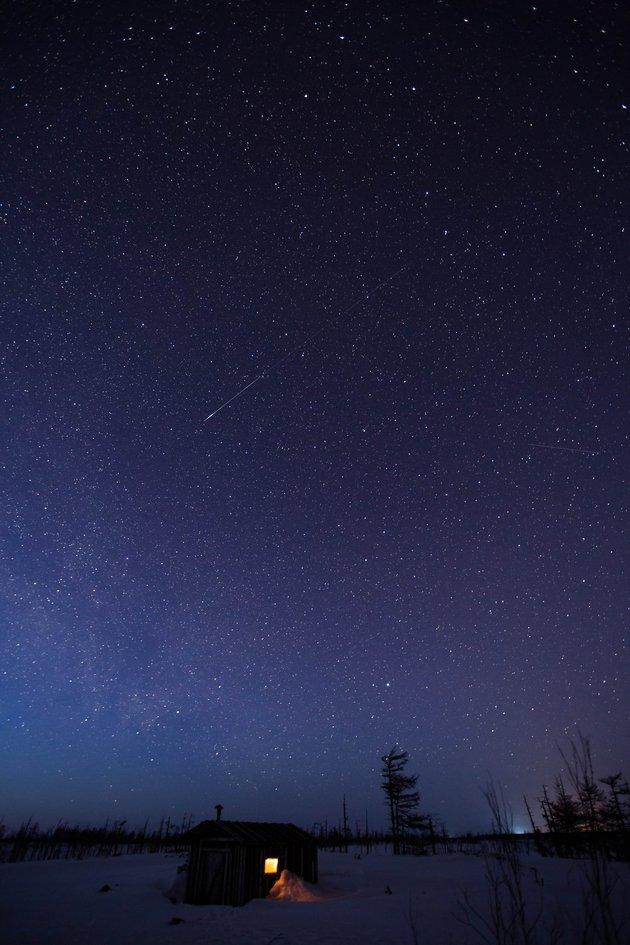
526,734,630,860
0,815,193,863
4,734,627,865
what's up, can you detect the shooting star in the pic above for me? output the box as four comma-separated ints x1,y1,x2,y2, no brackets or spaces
204,372,266,422
203,262,409,423
529,443,600,456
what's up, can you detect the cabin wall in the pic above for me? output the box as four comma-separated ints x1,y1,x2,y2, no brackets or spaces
184,839,318,906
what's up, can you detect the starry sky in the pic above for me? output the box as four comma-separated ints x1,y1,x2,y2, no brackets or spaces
1,1,628,834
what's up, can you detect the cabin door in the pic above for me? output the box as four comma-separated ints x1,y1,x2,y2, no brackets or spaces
199,848,229,904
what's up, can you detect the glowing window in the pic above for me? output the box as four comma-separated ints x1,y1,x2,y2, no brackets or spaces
264,857,279,875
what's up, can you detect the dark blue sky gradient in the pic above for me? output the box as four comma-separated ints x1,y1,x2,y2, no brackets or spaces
1,1,627,833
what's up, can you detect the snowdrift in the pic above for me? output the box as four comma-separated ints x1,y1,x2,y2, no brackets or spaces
267,868,322,902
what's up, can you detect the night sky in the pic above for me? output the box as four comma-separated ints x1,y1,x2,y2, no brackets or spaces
2,1,628,834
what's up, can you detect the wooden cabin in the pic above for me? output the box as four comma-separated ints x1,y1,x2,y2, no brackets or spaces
184,818,318,906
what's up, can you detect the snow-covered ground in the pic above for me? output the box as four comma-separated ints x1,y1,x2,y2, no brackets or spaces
1,847,628,945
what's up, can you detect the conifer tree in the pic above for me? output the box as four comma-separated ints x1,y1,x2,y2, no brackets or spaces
599,773,630,830
548,777,581,832
380,746,427,853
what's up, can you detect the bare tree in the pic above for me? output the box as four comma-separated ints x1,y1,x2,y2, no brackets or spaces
457,783,545,945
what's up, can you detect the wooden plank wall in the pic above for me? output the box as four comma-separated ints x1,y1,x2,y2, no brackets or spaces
185,840,318,906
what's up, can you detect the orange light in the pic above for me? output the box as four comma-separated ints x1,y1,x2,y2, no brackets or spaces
264,857,279,875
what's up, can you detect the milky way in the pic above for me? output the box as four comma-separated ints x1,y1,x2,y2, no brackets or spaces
1,1,627,833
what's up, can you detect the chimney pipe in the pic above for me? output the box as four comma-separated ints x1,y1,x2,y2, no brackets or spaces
215,804,224,822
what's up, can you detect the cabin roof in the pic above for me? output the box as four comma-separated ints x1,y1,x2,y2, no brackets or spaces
187,820,315,844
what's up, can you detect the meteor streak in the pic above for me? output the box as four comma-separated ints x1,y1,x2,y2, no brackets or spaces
204,372,266,422
203,262,409,423
529,443,600,455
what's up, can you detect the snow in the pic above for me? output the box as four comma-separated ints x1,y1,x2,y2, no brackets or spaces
268,868,322,902
1,847,628,944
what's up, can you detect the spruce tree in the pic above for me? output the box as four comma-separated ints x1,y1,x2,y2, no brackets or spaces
381,746,426,853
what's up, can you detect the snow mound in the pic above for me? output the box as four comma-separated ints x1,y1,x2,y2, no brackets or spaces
267,868,321,902
164,869,187,903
